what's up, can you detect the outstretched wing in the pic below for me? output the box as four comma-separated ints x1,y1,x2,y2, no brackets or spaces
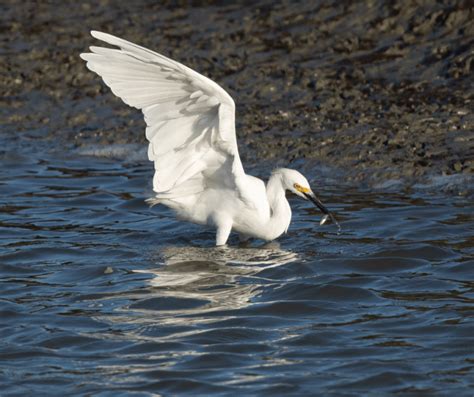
80,31,245,197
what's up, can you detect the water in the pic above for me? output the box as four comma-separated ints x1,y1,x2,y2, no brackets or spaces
1,139,473,396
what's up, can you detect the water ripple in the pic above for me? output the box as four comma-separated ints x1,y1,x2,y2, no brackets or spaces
0,146,473,395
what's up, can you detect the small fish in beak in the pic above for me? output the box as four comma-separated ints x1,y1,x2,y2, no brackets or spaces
320,214,329,226
304,191,341,233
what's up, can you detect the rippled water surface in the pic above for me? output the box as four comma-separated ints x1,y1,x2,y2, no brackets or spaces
1,140,473,396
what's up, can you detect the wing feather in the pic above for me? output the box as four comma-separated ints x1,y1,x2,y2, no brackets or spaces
80,31,244,194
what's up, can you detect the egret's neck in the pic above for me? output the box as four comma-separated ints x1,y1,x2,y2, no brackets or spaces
266,173,286,206
265,173,292,240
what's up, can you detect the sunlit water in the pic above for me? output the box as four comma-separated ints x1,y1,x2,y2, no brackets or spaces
1,138,473,396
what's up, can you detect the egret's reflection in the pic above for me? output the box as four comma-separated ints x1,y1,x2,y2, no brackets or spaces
95,244,299,334
132,243,299,316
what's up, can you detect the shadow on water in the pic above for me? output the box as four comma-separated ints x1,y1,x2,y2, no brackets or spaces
0,140,473,395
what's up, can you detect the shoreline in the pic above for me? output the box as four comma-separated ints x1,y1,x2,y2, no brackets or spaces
1,1,472,195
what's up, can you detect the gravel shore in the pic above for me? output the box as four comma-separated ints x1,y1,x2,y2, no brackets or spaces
2,1,473,194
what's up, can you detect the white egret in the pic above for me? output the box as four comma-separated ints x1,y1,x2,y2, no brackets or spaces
81,31,340,246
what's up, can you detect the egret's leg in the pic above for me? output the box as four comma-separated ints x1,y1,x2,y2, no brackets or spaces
215,220,232,246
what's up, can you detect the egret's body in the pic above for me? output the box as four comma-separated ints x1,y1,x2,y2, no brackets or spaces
81,32,338,245
156,171,291,244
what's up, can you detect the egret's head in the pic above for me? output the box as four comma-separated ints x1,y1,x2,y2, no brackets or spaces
274,168,313,198
276,168,312,199
274,168,340,229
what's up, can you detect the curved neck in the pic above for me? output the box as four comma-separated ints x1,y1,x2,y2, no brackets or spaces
264,173,292,240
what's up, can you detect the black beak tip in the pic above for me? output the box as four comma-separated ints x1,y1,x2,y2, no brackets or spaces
304,192,329,214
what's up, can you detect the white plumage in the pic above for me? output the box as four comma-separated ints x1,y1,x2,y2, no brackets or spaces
81,31,339,245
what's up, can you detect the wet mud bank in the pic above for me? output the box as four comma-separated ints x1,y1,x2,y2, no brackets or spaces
1,1,473,194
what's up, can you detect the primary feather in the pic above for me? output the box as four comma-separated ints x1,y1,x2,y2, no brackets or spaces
80,31,244,197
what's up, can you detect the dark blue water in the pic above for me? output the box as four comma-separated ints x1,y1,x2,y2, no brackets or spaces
1,138,473,396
